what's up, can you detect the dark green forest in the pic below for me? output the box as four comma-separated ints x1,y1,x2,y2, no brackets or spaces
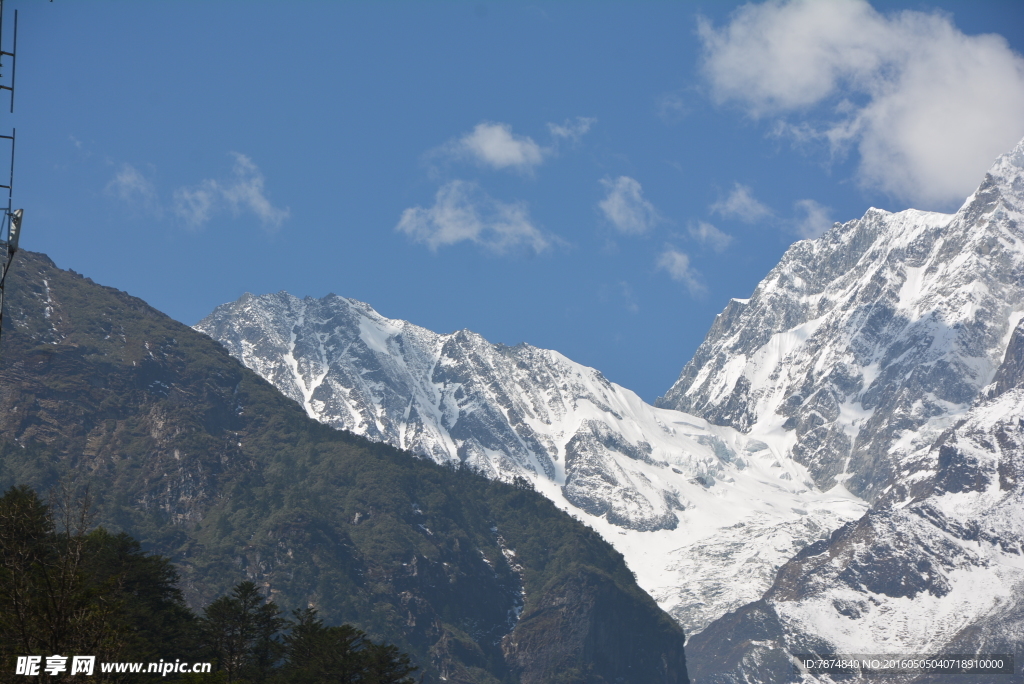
0,484,417,683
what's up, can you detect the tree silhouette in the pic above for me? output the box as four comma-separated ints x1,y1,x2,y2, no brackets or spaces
201,582,285,684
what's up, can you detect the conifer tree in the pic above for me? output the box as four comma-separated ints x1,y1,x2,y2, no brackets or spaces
277,608,416,684
200,582,285,684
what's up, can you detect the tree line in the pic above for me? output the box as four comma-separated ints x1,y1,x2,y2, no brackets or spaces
0,485,417,683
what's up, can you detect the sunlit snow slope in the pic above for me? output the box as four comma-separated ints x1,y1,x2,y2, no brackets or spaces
195,296,865,636
687,321,1024,684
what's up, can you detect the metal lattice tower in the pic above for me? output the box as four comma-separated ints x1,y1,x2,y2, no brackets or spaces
0,0,21,351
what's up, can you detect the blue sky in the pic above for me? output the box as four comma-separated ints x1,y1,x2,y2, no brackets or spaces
11,0,1024,402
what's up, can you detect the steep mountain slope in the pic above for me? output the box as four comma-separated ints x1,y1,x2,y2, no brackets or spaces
678,140,1024,682
658,141,1024,505
196,293,865,636
0,250,689,684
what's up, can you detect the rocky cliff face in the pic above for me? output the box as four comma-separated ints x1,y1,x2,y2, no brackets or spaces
0,251,689,684
680,140,1024,683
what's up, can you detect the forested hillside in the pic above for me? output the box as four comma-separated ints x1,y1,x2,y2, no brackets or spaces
0,251,688,684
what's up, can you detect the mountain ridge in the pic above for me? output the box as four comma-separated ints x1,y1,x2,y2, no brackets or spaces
659,145,1024,504
0,249,690,684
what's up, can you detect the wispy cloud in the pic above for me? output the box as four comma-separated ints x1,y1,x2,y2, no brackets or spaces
656,91,688,124
547,116,596,145
619,280,639,313
709,183,773,223
598,176,661,236
173,153,289,230
396,180,551,254
105,163,159,212
699,0,1024,208
792,199,833,239
689,220,733,252
173,180,218,228
656,246,704,296
220,154,290,228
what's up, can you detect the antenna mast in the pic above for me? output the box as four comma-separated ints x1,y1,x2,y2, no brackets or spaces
0,0,21,351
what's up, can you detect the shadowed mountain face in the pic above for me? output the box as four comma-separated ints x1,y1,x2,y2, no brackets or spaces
677,142,1024,682
0,251,689,684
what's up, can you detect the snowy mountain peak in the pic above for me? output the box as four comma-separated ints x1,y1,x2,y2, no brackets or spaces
658,137,1024,504
990,134,1024,176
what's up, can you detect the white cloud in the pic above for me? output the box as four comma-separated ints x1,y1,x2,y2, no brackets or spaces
547,116,596,144
173,153,289,230
438,118,593,172
396,180,551,254
598,176,661,235
105,163,158,210
699,0,1024,208
656,247,704,296
452,122,545,172
709,183,773,223
792,198,833,239
689,220,734,252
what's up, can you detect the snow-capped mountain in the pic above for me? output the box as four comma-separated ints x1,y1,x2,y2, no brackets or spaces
658,141,1024,505
679,141,1024,682
197,134,1024,675
686,319,1024,684
195,295,865,637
